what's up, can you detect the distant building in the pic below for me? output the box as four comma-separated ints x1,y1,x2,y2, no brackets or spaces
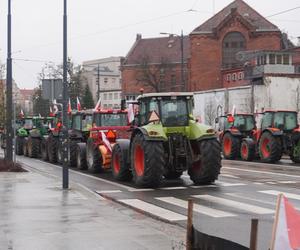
82,57,123,109
19,89,34,114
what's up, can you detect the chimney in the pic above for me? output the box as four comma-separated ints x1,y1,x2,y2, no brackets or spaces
136,33,142,41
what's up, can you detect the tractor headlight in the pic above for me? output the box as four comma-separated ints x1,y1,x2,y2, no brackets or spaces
206,128,215,134
148,131,159,136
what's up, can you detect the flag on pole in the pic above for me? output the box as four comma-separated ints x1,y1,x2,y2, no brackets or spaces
101,131,112,152
94,97,101,111
20,109,24,117
127,104,135,123
67,98,72,114
76,96,81,111
231,105,236,116
271,194,300,250
49,106,54,117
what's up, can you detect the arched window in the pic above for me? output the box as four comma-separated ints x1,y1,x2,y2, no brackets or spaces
222,32,246,69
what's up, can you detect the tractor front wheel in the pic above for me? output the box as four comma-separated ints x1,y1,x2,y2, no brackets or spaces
259,132,282,163
27,137,40,158
86,139,103,173
41,137,49,161
76,143,87,170
48,135,58,163
23,138,28,156
188,139,221,185
131,133,165,187
69,140,79,167
290,140,300,163
15,136,24,155
222,133,240,159
111,141,132,181
240,140,255,161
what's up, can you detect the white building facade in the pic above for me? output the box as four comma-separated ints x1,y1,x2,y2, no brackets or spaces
82,57,123,109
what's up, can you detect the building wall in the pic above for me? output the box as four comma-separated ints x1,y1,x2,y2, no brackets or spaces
189,16,281,92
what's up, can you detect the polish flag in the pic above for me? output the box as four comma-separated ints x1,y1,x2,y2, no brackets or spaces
127,104,135,123
67,98,72,114
271,194,300,250
101,131,112,152
94,97,101,111
231,105,236,116
76,96,81,111
20,109,24,117
49,106,54,117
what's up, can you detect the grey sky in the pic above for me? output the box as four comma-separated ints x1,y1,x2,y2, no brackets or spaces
0,0,299,89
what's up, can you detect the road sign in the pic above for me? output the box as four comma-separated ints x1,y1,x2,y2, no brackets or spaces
42,79,63,101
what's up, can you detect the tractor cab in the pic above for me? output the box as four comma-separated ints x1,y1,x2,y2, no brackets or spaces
69,110,93,140
222,114,256,132
136,92,194,127
260,111,298,132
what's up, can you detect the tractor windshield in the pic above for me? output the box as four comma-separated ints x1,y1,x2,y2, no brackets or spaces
82,115,93,131
94,113,128,127
160,98,189,126
23,119,33,130
233,115,255,131
274,112,297,131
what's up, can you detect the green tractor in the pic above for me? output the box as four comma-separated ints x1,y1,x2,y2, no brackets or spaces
111,92,222,187
22,116,55,158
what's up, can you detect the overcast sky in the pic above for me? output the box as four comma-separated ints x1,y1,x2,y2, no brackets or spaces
0,0,299,89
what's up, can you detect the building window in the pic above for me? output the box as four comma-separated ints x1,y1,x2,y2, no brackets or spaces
296,65,300,73
171,75,176,86
276,55,282,64
226,74,231,82
104,93,107,100
232,73,237,81
104,78,108,84
238,72,244,80
114,93,118,99
283,54,290,65
269,54,276,64
109,93,112,100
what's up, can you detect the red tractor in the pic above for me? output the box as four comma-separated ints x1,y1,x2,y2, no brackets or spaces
82,109,132,173
241,110,300,163
217,113,256,160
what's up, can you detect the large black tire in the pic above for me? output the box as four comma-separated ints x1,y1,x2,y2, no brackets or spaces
23,138,28,157
15,136,24,155
164,169,183,180
222,132,240,159
111,140,132,181
86,138,102,173
290,139,300,163
76,143,87,170
48,135,58,163
259,132,282,163
131,133,165,187
69,140,79,167
27,136,40,158
57,142,63,164
240,140,255,161
41,137,49,161
188,139,221,185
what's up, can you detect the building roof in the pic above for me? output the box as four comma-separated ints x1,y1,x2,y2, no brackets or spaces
123,35,190,66
192,0,279,34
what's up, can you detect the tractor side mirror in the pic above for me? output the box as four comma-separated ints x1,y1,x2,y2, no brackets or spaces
215,117,219,124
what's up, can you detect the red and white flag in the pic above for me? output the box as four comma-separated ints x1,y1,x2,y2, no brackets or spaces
76,96,81,111
271,194,300,250
101,131,112,152
94,97,101,111
67,98,72,114
127,104,135,123
231,105,236,116
20,109,24,117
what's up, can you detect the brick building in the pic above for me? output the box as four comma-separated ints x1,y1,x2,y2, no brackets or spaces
121,34,190,100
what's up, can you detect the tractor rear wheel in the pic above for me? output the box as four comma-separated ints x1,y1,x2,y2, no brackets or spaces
48,135,58,163
15,136,24,155
28,137,40,158
86,139,103,173
111,141,132,181
290,139,300,163
222,133,240,159
259,132,282,163
188,139,221,185
240,140,255,161
69,140,79,167
41,138,49,161
131,133,165,187
76,143,87,170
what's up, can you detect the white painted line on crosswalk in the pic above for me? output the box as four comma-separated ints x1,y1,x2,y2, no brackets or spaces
96,190,122,194
119,199,186,221
215,181,246,187
259,190,300,201
159,187,187,190
190,185,215,189
156,197,236,218
253,182,263,185
193,195,274,214
221,174,240,179
128,188,155,192
266,182,276,185
278,181,297,184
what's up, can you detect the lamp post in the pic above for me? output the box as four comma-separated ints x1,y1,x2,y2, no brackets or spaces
5,0,13,161
160,30,185,91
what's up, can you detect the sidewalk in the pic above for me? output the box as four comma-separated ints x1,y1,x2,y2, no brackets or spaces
0,167,186,250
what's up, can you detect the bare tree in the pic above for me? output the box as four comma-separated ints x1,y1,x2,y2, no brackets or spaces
204,99,217,126
135,55,175,92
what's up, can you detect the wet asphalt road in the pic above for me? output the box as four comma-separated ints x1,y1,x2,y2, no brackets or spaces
16,155,300,250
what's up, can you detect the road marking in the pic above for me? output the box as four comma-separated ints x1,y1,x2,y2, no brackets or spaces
159,187,187,190
225,193,275,206
221,174,240,179
96,190,122,194
278,181,297,184
119,199,186,221
193,195,274,214
223,166,300,179
259,190,300,201
156,197,236,218
266,182,277,185
216,181,246,187
128,188,155,192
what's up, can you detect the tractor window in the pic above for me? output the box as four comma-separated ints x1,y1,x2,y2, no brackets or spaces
95,113,128,126
273,112,284,130
72,115,81,130
160,99,188,126
285,112,297,130
234,116,255,131
24,119,33,129
82,115,93,131
261,112,273,129
139,102,147,125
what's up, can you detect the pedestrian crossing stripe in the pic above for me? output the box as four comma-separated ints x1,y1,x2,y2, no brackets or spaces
259,190,300,201
192,195,274,214
156,197,236,218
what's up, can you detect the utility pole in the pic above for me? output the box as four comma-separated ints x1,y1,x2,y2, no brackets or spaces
5,0,13,161
62,0,69,189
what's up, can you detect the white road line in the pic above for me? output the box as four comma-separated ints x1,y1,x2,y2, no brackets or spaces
159,187,187,190
259,190,300,201
278,181,297,184
223,166,300,179
119,199,186,221
215,181,246,187
266,182,277,185
156,197,236,218
221,174,240,179
225,193,275,206
128,188,155,192
193,195,274,214
96,190,122,194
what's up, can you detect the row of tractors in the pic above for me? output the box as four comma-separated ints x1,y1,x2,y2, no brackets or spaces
217,110,300,163
15,92,222,188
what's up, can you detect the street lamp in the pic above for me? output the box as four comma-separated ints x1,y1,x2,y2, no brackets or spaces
160,30,185,91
